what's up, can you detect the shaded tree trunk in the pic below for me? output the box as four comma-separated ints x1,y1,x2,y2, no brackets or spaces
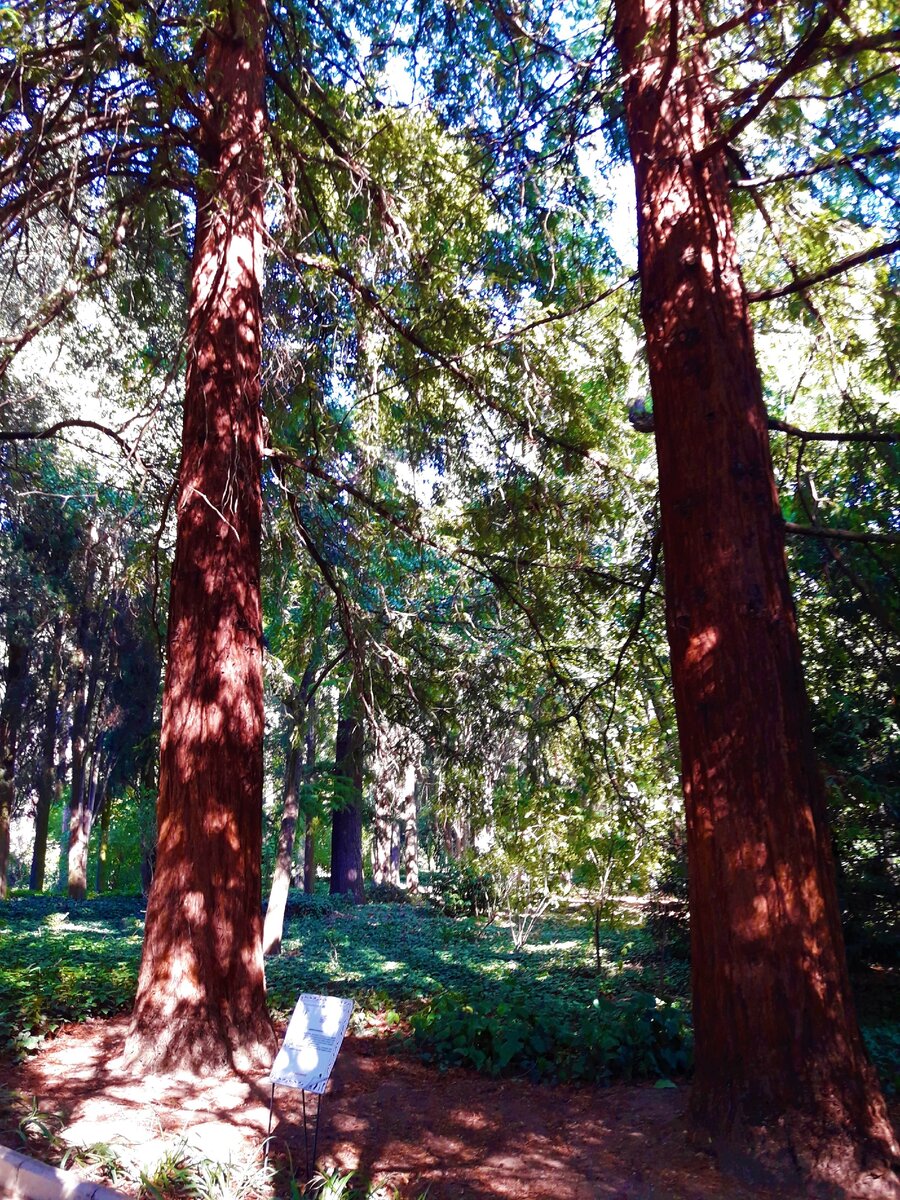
30,618,63,892
55,671,75,893
124,0,274,1073
0,633,29,899
403,776,419,894
302,694,318,894
67,628,106,901
330,695,364,902
65,554,110,902
264,650,324,952
614,0,899,1190
94,776,110,893
372,724,398,886
303,814,316,894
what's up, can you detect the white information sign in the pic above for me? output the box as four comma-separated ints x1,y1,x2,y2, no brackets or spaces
269,993,354,1095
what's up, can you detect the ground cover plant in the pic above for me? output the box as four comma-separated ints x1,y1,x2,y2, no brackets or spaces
2,890,896,1097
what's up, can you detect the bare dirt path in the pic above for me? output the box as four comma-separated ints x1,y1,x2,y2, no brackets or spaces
0,1015,808,1199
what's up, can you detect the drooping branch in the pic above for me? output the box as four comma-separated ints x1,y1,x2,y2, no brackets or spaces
784,521,900,546
629,410,899,445
0,207,133,379
0,417,150,469
731,142,900,190
747,238,900,301
768,419,899,444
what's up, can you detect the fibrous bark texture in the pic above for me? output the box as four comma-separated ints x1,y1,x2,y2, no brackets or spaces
125,0,274,1074
614,0,899,1192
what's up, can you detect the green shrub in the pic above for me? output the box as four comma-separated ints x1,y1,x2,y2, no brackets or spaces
0,896,142,1058
364,881,410,905
411,986,692,1083
429,860,498,918
281,890,340,920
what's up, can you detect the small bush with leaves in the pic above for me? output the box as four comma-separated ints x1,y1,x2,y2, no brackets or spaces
364,881,410,905
411,986,692,1084
428,859,498,918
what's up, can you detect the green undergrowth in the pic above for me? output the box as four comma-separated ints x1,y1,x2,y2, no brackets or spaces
410,988,692,1083
1,890,898,1095
0,894,143,1057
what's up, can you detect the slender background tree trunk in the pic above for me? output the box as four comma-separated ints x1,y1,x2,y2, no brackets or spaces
613,0,898,1190
330,692,364,901
30,618,63,892
302,693,318,893
125,0,274,1073
263,740,302,955
0,632,28,898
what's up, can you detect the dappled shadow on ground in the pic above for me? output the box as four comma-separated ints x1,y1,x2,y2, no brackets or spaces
1,1015,797,1199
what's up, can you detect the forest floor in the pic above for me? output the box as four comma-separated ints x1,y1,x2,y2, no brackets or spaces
0,1013,818,1200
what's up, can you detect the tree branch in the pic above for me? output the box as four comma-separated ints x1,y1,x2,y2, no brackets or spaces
714,2,846,149
630,412,899,444
784,521,900,546
0,417,148,466
768,419,899,444
746,238,900,300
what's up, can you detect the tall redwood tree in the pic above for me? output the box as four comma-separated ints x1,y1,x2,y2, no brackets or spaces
613,0,898,1189
124,0,275,1072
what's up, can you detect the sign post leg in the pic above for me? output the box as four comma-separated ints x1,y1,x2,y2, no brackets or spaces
300,1089,325,1180
312,1092,323,1175
264,1083,275,1171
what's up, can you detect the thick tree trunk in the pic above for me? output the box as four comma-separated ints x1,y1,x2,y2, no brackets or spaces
614,0,899,1191
30,618,63,892
330,698,364,901
0,634,29,899
262,741,302,956
125,0,274,1074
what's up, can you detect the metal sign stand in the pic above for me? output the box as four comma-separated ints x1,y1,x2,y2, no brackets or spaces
264,994,354,1182
265,1082,324,1179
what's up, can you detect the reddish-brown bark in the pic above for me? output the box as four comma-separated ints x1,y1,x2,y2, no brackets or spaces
613,0,899,1191
124,0,274,1073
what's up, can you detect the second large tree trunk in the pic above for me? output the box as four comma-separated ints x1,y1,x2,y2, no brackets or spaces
614,0,898,1191
125,0,274,1074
